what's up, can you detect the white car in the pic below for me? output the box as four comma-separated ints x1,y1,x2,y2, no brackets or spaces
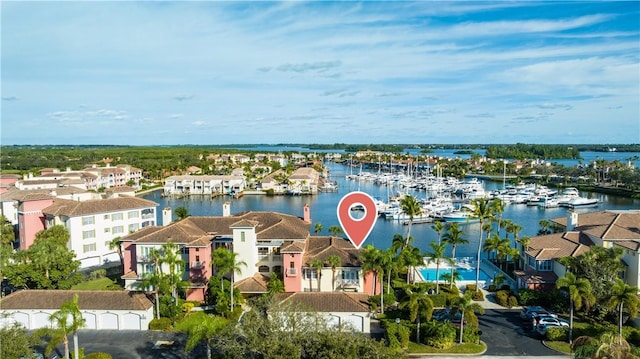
536,316,569,328
520,306,546,320
536,322,566,336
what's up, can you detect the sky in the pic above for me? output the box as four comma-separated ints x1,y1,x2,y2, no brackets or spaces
1,1,639,146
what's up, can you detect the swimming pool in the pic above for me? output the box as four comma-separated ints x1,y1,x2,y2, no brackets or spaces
419,267,490,282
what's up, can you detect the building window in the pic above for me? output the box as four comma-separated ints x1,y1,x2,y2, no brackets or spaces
83,243,96,253
241,232,245,242
104,214,109,220
258,247,268,255
104,228,110,233
111,213,123,221
128,223,139,232
304,268,317,279
128,211,139,219
112,226,124,234
538,260,552,271
341,270,359,280
258,265,270,273
82,230,96,240
82,216,95,225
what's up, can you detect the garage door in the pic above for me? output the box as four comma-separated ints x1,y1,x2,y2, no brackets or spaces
121,313,141,330
84,312,97,329
343,315,363,332
32,312,50,329
326,314,340,328
12,312,29,329
100,313,119,329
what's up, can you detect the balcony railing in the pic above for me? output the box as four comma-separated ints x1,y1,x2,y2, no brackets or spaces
191,261,203,269
286,268,297,276
338,279,359,287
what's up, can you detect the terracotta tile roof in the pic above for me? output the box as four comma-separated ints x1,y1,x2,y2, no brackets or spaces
302,236,362,267
123,211,310,245
274,292,370,312
0,290,153,310
552,210,640,240
514,268,558,284
281,241,306,253
235,273,269,293
43,197,158,217
525,232,593,260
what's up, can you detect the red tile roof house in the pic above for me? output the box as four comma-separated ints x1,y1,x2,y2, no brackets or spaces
514,209,640,291
0,290,154,330
121,204,378,303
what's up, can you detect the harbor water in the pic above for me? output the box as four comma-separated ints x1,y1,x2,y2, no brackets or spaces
142,162,639,259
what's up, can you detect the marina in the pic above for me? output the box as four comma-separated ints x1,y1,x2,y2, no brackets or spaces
142,161,639,259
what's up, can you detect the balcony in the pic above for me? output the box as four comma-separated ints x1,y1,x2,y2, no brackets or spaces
191,261,204,269
338,279,359,288
286,268,297,276
137,255,151,263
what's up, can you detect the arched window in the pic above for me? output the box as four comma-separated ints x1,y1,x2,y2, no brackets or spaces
272,265,283,275
258,265,270,273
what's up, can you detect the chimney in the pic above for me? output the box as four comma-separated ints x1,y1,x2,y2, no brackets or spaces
162,207,172,226
223,202,231,217
49,190,57,197
303,204,311,223
567,210,578,231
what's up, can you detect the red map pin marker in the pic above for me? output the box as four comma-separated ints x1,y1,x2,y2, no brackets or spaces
337,191,378,249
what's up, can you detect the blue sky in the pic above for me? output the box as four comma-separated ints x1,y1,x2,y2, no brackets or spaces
2,1,639,145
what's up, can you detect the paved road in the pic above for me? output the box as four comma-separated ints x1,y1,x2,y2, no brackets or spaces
37,309,569,358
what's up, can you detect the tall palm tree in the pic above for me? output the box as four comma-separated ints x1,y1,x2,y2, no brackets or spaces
309,258,324,292
176,312,228,359
399,284,434,344
401,245,423,284
454,291,484,344
161,241,186,305
606,278,640,344
360,244,382,296
325,254,342,291
425,241,447,294
400,195,422,245
556,272,595,344
108,236,124,270
482,233,502,262
211,248,246,311
441,270,461,289
138,270,164,319
314,222,323,235
381,248,397,297
175,206,190,220
45,294,86,359
469,198,496,290
431,220,444,245
328,225,343,237
442,223,468,288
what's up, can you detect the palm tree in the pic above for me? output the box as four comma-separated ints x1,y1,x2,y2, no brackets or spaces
482,233,502,262
108,236,124,270
176,312,228,359
309,258,324,292
138,270,164,319
606,278,640,343
442,223,468,288
401,245,423,284
468,198,496,290
325,254,342,291
399,284,434,344
45,294,86,359
267,272,285,295
211,248,246,311
441,270,462,289
314,222,323,235
400,195,422,245
161,241,186,305
556,272,595,344
454,291,484,344
425,242,447,294
431,220,444,245
175,206,190,220
360,244,382,296
328,225,344,237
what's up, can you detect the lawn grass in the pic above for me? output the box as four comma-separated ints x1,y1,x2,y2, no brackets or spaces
72,277,122,290
407,341,486,354
544,340,571,354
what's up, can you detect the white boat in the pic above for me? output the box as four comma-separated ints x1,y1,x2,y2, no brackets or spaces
439,210,478,223
537,196,559,208
566,197,600,208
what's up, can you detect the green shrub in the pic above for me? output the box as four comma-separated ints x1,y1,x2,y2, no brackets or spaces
84,353,113,359
428,293,447,307
495,290,509,307
385,322,400,349
440,285,460,296
623,326,640,346
487,284,497,292
546,326,568,341
423,320,456,349
89,269,106,279
149,317,172,330
472,290,484,301
507,295,519,308
466,284,477,292
462,326,481,344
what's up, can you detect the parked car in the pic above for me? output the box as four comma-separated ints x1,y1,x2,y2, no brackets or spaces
526,310,558,321
520,306,546,320
536,316,569,328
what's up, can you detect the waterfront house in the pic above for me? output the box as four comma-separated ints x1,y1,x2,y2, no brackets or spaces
0,290,154,330
515,209,640,290
287,167,319,194
163,175,246,196
120,203,377,302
